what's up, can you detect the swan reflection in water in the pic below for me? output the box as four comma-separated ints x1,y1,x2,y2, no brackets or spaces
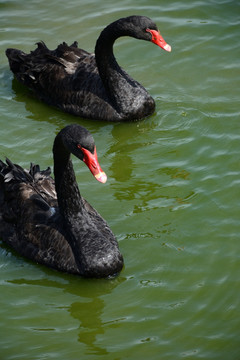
6,269,125,355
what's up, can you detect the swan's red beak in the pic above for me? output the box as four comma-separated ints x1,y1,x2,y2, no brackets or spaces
81,146,107,184
146,29,171,52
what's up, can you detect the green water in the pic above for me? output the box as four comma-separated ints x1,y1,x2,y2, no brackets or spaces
0,0,240,359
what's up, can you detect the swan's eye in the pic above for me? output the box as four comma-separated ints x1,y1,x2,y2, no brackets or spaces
146,28,154,39
146,28,159,42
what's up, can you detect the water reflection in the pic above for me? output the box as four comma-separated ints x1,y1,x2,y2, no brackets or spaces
71,298,108,355
8,270,125,355
11,78,71,130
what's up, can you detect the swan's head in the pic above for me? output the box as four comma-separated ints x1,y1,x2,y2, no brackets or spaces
59,124,107,184
118,16,171,52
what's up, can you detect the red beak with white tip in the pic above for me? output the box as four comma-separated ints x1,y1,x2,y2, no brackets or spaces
79,145,107,184
146,29,171,52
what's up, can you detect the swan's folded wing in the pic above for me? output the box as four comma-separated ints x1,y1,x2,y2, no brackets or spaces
0,158,58,236
0,158,80,274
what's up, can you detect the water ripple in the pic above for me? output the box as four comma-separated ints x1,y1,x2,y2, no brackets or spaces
0,0,240,359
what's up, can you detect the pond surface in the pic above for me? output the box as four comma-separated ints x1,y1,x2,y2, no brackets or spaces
0,0,240,359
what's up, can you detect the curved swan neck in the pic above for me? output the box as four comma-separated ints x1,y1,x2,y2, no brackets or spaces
95,17,144,76
95,21,121,87
53,134,83,217
94,18,141,94
94,17,154,119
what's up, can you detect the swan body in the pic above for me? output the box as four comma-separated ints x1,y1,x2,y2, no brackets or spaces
0,125,123,278
6,15,171,121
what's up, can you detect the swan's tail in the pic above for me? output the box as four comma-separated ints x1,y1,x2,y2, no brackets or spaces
5,43,49,87
5,48,28,74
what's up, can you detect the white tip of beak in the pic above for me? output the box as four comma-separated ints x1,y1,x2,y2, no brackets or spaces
95,171,107,184
163,44,172,52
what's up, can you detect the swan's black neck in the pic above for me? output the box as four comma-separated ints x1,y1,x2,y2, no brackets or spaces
53,133,83,219
95,17,155,119
53,132,90,273
95,20,122,77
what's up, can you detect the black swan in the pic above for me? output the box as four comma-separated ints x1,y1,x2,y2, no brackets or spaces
0,124,123,278
6,15,171,121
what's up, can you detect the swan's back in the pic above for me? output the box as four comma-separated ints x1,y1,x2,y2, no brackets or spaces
6,41,116,120
0,159,79,273
6,41,96,96
6,41,92,81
